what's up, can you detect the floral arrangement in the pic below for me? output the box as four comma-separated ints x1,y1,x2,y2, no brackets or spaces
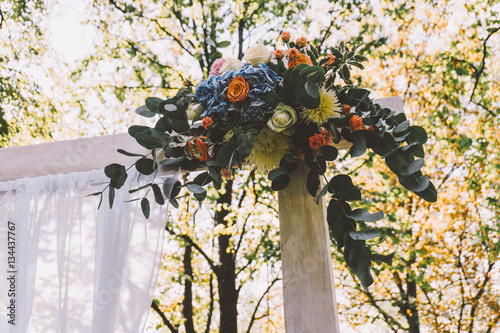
99,33,437,289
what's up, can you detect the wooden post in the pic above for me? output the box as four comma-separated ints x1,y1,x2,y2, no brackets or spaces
278,160,340,333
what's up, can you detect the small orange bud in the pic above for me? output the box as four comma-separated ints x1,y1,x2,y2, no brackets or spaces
202,116,213,130
342,104,351,115
273,49,284,59
221,168,232,179
296,36,307,48
183,79,190,86
281,31,291,42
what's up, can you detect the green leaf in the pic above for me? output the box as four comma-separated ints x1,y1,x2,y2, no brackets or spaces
355,258,373,290
320,145,338,161
135,105,156,118
369,252,395,264
216,40,231,48
205,37,216,47
152,183,165,205
327,199,356,247
295,84,320,109
117,149,145,157
407,126,428,144
104,163,128,189
349,230,381,241
399,158,424,176
141,198,150,219
171,120,190,133
306,170,320,196
193,171,212,186
164,179,181,199
194,190,207,202
135,158,156,175
186,183,206,194
347,209,384,222
349,133,367,157
145,97,163,113
393,120,410,134
108,186,115,209
217,141,237,168
414,181,438,202
271,174,291,191
155,116,173,132
398,172,430,192
212,51,222,59
268,166,288,180
304,81,320,99
329,175,362,201
342,64,351,82
169,199,179,209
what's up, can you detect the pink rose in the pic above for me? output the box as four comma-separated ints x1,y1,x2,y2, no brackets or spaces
209,58,226,76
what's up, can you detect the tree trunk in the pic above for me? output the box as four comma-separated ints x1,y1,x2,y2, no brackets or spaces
215,179,238,333
183,245,196,333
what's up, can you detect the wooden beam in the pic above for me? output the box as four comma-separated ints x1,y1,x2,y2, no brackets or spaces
0,134,148,182
277,96,403,332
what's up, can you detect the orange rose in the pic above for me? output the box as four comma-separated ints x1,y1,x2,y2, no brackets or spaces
288,53,313,69
286,48,300,59
273,49,284,59
281,31,291,42
296,36,307,48
342,104,351,115
349,115,363,131
309,133,327,152
227,75,249,105
188,137,212,162
202,116,213,130
320,127,334,145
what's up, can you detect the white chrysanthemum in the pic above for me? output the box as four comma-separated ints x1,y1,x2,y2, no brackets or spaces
302,88,342,125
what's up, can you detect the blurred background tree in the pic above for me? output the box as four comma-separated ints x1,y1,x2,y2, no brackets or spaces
2,0,499,332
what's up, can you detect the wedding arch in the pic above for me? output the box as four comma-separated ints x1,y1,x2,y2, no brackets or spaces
1,96,403,332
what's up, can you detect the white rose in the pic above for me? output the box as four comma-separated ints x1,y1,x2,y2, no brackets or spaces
243,42,272,66
219,57,244,74
186,103,205,121
267,103,297,134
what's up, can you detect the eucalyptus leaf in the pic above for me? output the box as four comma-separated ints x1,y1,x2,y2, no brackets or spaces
141,198,150,219
348,230,381,241
135,105,156,118
271,174,290,191
347,209,384,222
145,97,163,113
152,183,165,205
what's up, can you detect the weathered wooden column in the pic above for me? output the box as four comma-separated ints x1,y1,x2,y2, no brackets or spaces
278,160,340,333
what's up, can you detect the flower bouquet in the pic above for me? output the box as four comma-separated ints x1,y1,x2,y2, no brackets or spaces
100,33,437,288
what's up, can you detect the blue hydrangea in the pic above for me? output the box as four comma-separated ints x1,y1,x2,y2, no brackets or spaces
196,64,281,123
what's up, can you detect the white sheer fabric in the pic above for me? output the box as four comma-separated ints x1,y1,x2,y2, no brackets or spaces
0,169,170,333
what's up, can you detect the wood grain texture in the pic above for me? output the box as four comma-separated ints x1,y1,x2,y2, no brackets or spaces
278,160,340,333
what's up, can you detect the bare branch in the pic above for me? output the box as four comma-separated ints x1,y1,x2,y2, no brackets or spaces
151,300,179,333
245,275,281,333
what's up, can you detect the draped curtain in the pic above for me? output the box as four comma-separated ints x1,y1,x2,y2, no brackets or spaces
0,169,171,333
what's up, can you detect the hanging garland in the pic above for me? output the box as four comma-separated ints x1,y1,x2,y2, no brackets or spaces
96,33,437,289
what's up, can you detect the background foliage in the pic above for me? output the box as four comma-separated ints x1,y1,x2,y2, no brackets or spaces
2,0,499,332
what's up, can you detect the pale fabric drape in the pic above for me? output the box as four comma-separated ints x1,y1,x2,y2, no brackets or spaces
0,169,171,332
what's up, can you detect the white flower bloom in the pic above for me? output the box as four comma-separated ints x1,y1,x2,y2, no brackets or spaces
219,57,244,73
243,42,272,66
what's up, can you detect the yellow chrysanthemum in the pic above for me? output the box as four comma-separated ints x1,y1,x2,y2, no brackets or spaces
302,88,342,125
247,127,292,173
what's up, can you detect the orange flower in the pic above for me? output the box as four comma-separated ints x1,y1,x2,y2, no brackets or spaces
286,48,300,59
273,49,284,60
342,104,351,115
221,168,232,179
309,133,327,152
324,54,335,67
281,31,291,42
202,116,213,130
227,75,249,105
296,36,307,48
288,53,313,69
349,115,363,131
188,137,211,162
